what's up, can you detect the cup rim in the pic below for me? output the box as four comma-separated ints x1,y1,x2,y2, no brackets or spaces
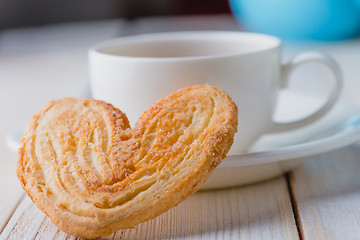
89,31,281,62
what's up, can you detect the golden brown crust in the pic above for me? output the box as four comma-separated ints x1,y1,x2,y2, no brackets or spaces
16,85,238,238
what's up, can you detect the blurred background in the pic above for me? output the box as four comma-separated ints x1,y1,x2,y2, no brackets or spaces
2,0,360,40
0,0,231,29
1,0,360,149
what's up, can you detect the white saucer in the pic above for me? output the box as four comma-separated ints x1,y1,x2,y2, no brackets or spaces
5,91,360,190
202,91,360,189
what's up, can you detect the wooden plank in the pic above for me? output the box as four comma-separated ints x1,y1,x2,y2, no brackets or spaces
0,192,24,234
0,144,26,234
3,177,299,240
289,146,360,240
1,197,46,240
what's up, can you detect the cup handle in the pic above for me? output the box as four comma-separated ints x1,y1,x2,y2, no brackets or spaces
267,52,343,133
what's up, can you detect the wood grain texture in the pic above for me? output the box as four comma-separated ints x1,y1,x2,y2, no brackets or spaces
0,176,24,234
290,146,360,240
1,177,299,240
0,142,24,235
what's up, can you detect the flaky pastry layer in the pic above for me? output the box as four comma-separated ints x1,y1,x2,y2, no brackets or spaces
17,85,238,238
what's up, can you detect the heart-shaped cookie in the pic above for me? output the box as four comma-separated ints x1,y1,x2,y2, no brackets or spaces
17,85,238,238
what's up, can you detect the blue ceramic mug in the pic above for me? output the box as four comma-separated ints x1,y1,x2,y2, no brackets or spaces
230,0,360,40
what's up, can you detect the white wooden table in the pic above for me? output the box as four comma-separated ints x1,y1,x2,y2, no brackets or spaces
1,15,360,240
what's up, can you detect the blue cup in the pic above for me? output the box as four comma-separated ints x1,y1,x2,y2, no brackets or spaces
230,0,360,40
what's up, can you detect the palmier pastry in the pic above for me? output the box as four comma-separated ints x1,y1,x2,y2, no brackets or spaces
17,85,238,238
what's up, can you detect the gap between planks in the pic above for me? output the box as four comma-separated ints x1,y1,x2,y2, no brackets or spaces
286,173,304,240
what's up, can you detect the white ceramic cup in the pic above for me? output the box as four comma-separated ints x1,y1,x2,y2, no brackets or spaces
89,31,342,155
